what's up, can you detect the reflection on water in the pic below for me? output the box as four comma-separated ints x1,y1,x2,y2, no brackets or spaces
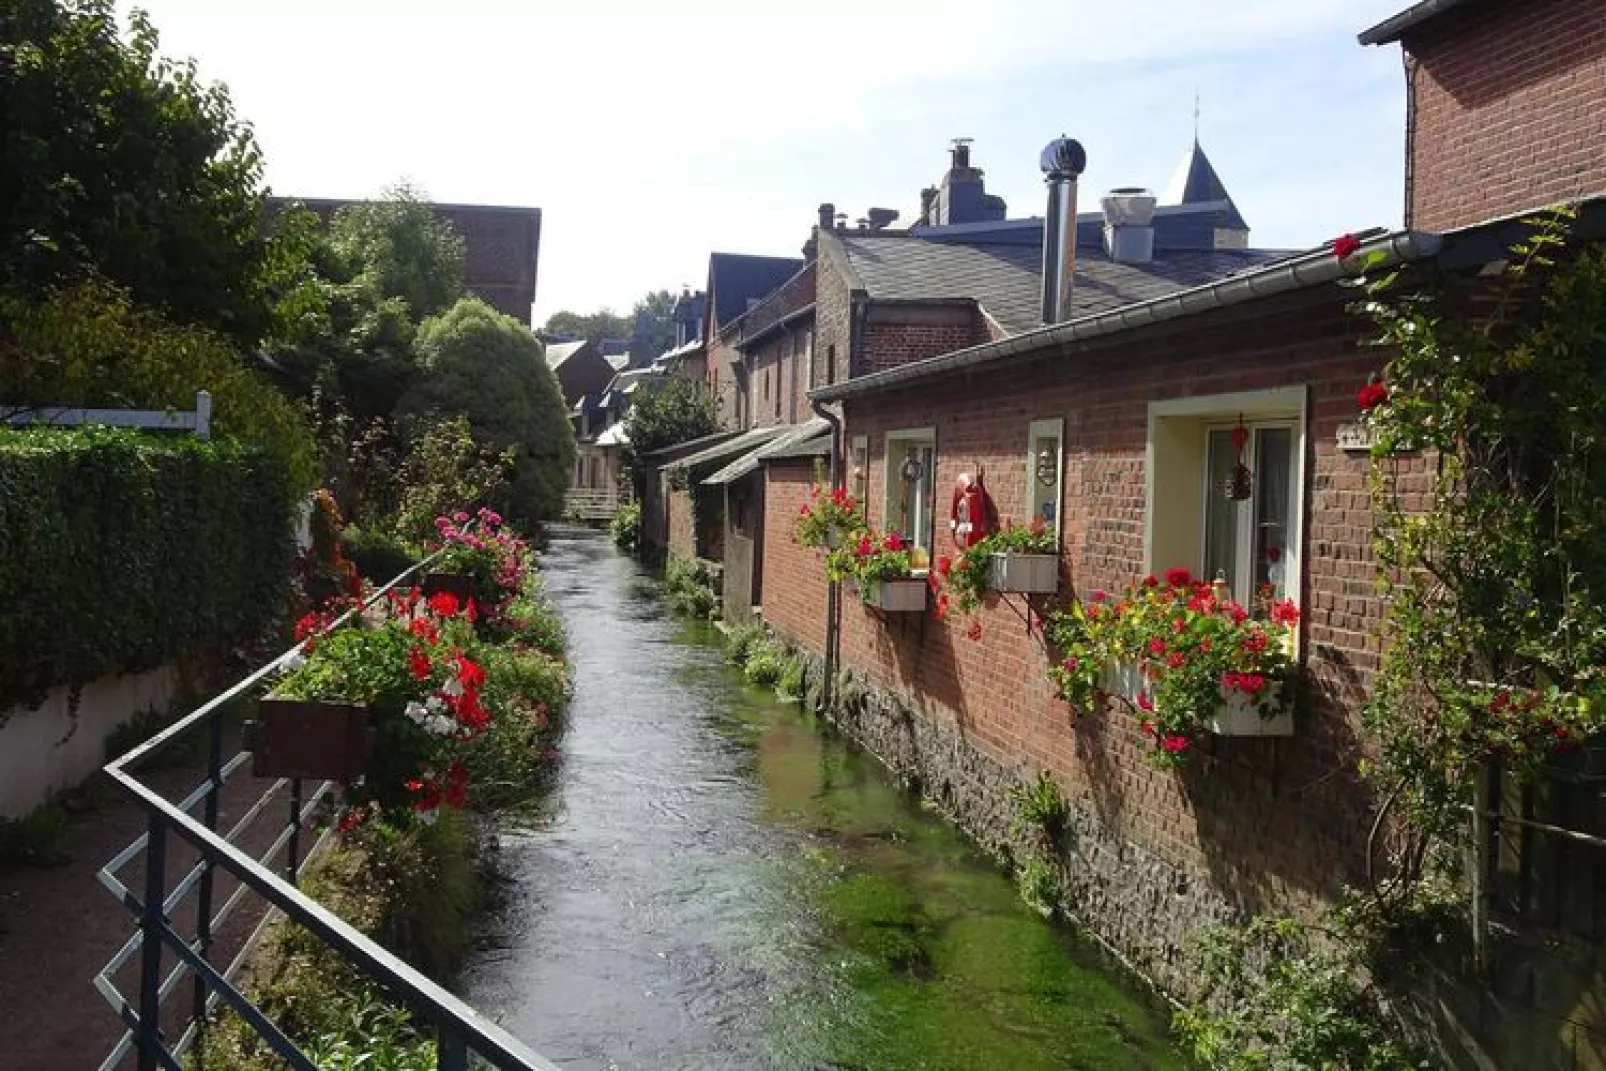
462,529,1178,1070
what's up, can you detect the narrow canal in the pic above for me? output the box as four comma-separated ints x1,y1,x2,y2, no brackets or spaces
462,529,1179,1070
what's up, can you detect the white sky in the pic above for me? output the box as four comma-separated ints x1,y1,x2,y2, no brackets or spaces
118,1,1414,323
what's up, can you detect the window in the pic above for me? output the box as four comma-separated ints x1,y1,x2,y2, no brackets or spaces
1147,388,1306,607
1026,417,1064,540
850,434,868,504
884,428,937,557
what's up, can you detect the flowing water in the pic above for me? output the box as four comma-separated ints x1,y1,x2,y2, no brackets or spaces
462,528,1180,1071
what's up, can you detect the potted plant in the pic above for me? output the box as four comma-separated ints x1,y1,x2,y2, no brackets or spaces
796,481,865,550
945,517,1059,612
827,529,927,612
427,507,530,624
1045,568,1300,768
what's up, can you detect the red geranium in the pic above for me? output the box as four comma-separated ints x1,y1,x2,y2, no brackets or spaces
408,647,433,681
1357,380,1389,411
429,591,461,618
1332,233,1362,259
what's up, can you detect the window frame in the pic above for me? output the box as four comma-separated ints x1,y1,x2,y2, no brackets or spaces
1145,387,1307,608
883,427,938,556
1025,417,1065,543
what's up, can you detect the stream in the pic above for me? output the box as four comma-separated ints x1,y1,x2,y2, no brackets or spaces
461,528,1180,1070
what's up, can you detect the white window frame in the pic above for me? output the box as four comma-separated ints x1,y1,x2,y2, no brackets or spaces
884,427,937,556
1145,386,1307,608
1025,417,1065,542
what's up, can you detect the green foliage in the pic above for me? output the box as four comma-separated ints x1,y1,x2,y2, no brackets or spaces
400,298,575,525
1357,210,1606,838
942,518,1056,614
339,524,420,584
0,278,318,487
664,555,718,618
390,415,514,545
0,0,308,346
611,500,641,551
778,656,805,701
0,427,296,713
620,375,718,482
744,644,785,688
542,288,677,360
795,477,865,549
465,645,567,812
328,186,465,323
499,572,567,658
0,801,71,869
1008,771,1066,842
723,622,768,667
1173,916,1420,1070
1016,856,1057,917
825,529,916,600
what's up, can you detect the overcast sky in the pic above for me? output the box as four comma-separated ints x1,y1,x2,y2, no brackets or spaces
117,1,1414,324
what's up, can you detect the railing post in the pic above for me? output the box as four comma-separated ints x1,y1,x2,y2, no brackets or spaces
137,813,169,1071
437,1026,469,1071
192,705,227,1029
194,390,212,439
288,777,304,885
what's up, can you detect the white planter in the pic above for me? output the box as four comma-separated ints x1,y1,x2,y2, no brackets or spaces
865,578,927,613
1104,660,1292,738
988,552,1058,595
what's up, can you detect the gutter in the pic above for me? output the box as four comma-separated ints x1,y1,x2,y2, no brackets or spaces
1358,0,1474,45
810,231,1442,403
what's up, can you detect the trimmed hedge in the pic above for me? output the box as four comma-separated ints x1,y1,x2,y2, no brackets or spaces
0,428,297,713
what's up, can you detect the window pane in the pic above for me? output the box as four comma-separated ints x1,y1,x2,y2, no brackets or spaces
1204,429,1239,593
1253,427,1293,600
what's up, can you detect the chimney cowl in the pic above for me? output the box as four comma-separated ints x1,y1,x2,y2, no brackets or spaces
1101,188,1157,227
1039,136,1087,180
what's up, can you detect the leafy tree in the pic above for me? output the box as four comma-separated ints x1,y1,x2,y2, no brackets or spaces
399,298,574,524
620,375,717,483
0,278,317,487
541,308,630,345
0,0,310,346
630,289,677,362
328,186,466,324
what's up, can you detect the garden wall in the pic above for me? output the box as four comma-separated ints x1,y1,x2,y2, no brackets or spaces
0,666,178,818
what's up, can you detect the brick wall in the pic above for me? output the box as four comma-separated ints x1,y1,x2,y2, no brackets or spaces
814,244,856,388
761,287,1429,993
760,462,831,653
1405,0,1606,230
705,333,742,430
861,316,989,375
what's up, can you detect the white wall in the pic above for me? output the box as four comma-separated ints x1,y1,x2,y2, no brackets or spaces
0,666,178,818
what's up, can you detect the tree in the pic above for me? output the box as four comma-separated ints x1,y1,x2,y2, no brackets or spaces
630,289,677,362
541,308,630,345
327,185,466,323
620,375,717,482
399,298,574,524
0,0,308,346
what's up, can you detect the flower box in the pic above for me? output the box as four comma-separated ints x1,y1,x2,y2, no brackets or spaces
988,552,1059,595
865,577,928,613
421,571,476,604
1208,688,1293,737
246,698,374,781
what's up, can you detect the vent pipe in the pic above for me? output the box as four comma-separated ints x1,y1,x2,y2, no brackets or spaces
1040,136,1087,324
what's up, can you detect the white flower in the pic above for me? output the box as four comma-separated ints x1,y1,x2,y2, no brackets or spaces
426,714,457,737
441,677,465,698
418,808,438,826
281,650,307,672
425,696,446,714
404,700,428,723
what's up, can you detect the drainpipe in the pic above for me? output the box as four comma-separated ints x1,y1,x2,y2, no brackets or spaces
810,396,843,712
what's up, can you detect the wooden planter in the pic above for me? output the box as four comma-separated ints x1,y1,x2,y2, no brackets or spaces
247,698,374,781
421,571,476,603
988,552,1059,595
864,577,928,613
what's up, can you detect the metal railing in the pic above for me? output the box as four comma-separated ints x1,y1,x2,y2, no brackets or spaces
95,554,559,1071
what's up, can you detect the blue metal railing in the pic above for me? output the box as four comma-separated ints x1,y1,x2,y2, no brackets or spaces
95,553,558,1070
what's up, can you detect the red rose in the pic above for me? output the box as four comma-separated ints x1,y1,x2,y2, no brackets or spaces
1357,381,1389,411
1161,735,1189,754
1333,233,1362,260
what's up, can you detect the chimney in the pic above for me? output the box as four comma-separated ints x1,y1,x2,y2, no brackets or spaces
817,202,835,230
1039,136,1087,324
919,187,938,224
867,207,899,231
951,137,972,170
1101,187,1157,263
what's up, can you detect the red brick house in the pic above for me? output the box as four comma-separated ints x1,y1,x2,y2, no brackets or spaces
739,3,1606,1064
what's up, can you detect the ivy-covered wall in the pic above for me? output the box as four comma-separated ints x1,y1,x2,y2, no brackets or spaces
0,427,297,715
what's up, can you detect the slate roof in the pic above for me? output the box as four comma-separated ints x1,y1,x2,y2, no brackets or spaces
545,340,588,370
708,253,806,329
668,425,788,474
833,231,1290,336
604,353,630,372
702,418,831,486
1358,0,1475,44
1160,141,1248,231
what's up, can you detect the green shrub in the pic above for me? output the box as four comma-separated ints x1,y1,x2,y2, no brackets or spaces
611,500,641,551
724,623,766,667
340,524,420,584
777,657,805,702
499,572,566,657
1008,771,1067,842
465,645,568,812
0,427,296,715
1017,857,1057,917
744,643,785,688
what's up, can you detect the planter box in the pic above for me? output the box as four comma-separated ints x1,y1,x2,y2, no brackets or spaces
1104,661,1292,738
864,577,927,613
421,571,475,603
247,698,373,781
988,552,1059,595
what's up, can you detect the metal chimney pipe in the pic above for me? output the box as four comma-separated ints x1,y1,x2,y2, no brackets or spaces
1039,136,1087,324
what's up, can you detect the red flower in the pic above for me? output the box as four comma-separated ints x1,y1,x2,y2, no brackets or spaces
408,617,439,644
408,647,432,681
1139,720,1157,737
1137,692,1155,713
454,652,486,689
1062,657,1079,673
1161,735,1189,754
883,532,906,552
1172,617,1187,634
1270,599,1301,626
935,593,951,620
1164,567,1193,588
1091,590,1108,603
856,537,874,557
293,613,322,642
465,598,479,624
937,555,953,578
1332,233,1362,260
965,621,983,642
798,503,811,516
1357,380,1389,411
336,807,368,835
429,591,461,618
1142,574,1159,588
1167,651,1187,669
1241,629,1269,654
1227,602,1249,625
1148,637,1167,656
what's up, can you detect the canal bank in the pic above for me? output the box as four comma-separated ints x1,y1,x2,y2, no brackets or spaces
464,528,1179,1070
